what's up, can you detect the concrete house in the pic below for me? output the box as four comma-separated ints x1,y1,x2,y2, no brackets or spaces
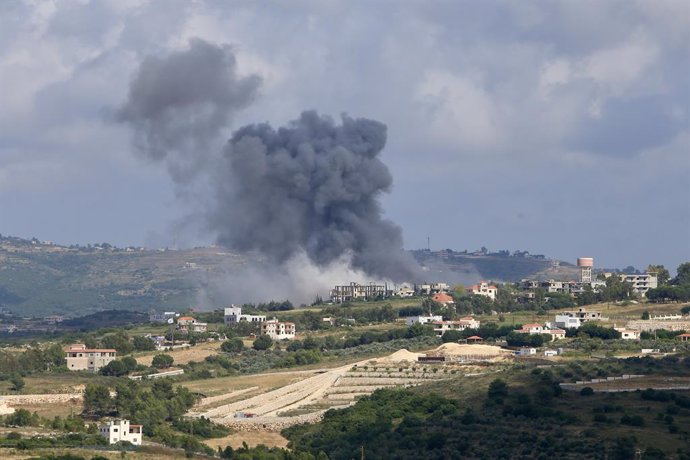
223,306,266,325
432,317,481,337
64,344,116,372
466,282,497,300
261,319,296,340
176,316,207,333
405,315,443,326
99,419,143,446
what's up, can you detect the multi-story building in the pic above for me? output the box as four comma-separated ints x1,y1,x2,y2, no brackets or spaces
560,307,604,322
417,283,450,295
466,282,498,300
261,319,296,340
64,344,117,372
99,419,143,446
432,317,480,337
223,306,267,325
618,273,658,297
176,317,207,333
330,282,388,303
553,315,582,329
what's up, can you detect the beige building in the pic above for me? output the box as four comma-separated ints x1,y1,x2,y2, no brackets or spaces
466,282,497,300
261,319,296,340
64,344,117,372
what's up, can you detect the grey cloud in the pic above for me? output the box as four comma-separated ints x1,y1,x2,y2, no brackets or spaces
116,38,261,180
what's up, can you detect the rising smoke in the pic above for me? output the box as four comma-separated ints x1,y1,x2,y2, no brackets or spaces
117,38,422,291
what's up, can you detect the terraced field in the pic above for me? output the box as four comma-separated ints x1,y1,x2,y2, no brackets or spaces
190,344,511,429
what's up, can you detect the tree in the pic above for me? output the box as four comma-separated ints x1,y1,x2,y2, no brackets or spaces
83,384,113,417
10,375,24,392
641,310,650,320
133,336,156,352
221,338,244,353
151,354,174,369
100,360,128,376
672,262,690,286
647,265,670,285
253,334,273,350
487,379,508,401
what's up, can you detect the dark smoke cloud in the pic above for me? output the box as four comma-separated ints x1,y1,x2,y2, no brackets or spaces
117,39,421,283
116,38,261,181
211,111,422,282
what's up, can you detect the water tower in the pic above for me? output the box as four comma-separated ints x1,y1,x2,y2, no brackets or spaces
577,257,594,283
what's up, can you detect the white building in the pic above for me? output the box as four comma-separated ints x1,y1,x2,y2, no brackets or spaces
432,317,481,337
261,319,296,340
554,315,582,330
99,419,143,446
615,327,640,340
406,315,443,326
466,282,497,300
224,306,267,325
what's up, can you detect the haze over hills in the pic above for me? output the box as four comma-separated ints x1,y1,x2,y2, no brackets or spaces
0,233,583,317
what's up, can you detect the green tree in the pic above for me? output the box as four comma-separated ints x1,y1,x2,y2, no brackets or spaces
221,338,245,353
641,310,650,320
83,384,113,417
10,375,24,392
151,354,174,369
133,336,156,352
672,262,690,286
253,334,273,351
487,379,508,400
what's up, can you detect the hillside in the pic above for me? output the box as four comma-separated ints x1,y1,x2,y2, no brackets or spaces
0,235,576,317
0,236,250,317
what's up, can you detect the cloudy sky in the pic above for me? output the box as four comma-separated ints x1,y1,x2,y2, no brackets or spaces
0,0,688,272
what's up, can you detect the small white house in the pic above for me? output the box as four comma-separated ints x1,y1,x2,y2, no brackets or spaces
99,419,143,446
405,315,443,326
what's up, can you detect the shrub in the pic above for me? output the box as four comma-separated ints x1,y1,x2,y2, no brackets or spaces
580,387,594,396
152,354,174,369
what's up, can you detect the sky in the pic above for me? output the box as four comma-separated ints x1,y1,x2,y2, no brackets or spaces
0,0,688,272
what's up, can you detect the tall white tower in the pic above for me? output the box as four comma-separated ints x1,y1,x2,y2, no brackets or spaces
577,257,594,283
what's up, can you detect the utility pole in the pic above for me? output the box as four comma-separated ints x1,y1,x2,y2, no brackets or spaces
361,445,364,460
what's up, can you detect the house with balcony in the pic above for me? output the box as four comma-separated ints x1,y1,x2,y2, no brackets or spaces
64,344,117,372
466,282,497,300
261,319,296,340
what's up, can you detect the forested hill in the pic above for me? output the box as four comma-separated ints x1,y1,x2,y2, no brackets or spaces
0,235,575,317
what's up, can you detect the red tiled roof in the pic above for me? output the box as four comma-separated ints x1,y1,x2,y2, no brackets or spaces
432,293,454,302
178,316,195,321
522,323,542,328
467,336,483,340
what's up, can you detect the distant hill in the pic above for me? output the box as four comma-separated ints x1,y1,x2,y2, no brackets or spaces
0,234,578,316
0,234,249,317
411,249,580,283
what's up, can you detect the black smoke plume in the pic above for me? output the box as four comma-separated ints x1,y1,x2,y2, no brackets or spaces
211,111,421,281
118,39,421,283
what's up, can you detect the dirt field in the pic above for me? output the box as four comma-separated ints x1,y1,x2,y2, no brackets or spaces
136,341,223,366
203,431,289,450
181,369,320,399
